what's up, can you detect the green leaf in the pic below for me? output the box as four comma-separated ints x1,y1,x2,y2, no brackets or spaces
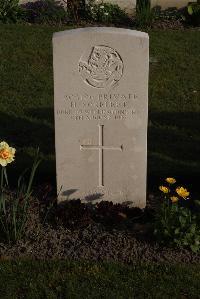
190,244,199,253
179,216,186,226
180,209,190,217
190,224,196,234
164,229,170,236
194,200,200,207
183,240,189,246
174,228,180,235
188,5,193,15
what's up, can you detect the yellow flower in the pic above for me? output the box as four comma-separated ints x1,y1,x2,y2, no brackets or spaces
159,186,170,193
176,187,190,199
0,141,16,167
170,196,179,203
166,177,176,184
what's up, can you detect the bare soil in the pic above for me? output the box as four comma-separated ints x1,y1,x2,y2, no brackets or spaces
0,184,200,264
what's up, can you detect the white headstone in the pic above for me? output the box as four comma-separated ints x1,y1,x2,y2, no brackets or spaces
53,27,149,207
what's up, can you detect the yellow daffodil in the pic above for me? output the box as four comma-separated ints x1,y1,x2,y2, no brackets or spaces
159,186,170,194
0,141,16,167
170,196,179,203
166,177,176,184
176,187,190,199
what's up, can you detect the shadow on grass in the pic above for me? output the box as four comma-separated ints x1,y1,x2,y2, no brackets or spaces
148,111,200,190
0,108,54,154
0,109,55,186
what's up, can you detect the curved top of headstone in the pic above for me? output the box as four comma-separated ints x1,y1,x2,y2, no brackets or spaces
53,27,149,40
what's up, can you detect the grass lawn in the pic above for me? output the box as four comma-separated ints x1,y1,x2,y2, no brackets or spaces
0,25,199,190
0,260,199,298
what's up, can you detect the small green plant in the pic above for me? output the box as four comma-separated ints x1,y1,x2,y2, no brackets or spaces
0,141,41,244
154,178,200,253
86,1,131,25
135,0,154,28
0,0,22,23
187,1,200,26
185,0,200,26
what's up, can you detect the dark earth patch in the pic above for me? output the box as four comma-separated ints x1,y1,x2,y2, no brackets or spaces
0,185,199,264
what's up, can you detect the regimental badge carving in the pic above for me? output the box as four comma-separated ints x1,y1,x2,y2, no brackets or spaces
79,46,124,89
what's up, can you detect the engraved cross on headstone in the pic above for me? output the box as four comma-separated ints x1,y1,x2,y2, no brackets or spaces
80,125,123,187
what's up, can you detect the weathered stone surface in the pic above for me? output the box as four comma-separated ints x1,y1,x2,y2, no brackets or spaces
151,0,195,9
53,27,149,207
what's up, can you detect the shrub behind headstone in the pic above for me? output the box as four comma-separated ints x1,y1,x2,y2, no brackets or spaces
0,0,23,23
22,0,68,25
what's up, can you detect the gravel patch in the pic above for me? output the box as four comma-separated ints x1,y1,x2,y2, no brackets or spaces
1,222,200,264
0,194,199,264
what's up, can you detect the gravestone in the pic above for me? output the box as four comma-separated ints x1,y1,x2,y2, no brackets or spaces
53,27,149,207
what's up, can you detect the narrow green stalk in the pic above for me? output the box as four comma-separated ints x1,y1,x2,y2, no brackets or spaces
3,167,8,187
26,148,41,198
1,167,4,191
0,148,41,244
